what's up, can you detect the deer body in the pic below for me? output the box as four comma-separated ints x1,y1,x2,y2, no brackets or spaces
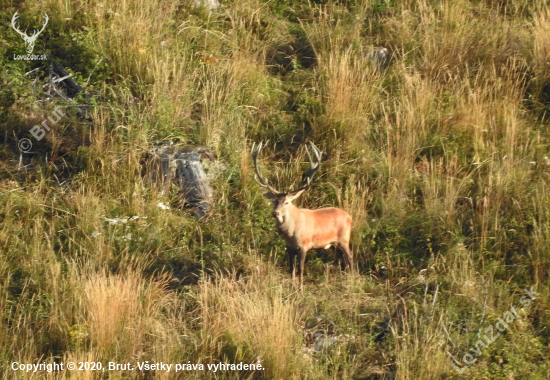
252,142,353,288
275,204,351,251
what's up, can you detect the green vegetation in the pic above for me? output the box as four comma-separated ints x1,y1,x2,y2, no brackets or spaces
1,0,549,378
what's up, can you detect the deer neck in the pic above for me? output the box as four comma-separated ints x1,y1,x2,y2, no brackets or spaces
275,202,301,237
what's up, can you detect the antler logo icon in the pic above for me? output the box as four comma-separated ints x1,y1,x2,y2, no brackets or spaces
11,11,49,54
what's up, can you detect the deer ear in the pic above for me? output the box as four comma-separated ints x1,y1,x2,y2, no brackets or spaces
263,192,278,199
286,189,305,201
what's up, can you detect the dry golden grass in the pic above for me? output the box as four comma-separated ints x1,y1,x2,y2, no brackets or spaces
195,270,314,380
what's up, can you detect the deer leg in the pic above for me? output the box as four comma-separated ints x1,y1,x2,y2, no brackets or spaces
339,242,353,272
287,245,296,283
298,247,307,290
337,246,346,271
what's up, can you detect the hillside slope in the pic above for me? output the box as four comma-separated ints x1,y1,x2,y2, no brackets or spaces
0,0,549,378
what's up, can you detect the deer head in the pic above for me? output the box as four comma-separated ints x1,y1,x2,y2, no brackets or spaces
11,11,49,54
251,141,321,222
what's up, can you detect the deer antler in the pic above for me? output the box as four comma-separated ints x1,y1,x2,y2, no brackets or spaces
287,141,321,194
11,11,27,38
30,13,49,38
251,141,280,194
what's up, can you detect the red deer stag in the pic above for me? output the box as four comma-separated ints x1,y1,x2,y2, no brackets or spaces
251,141,353,288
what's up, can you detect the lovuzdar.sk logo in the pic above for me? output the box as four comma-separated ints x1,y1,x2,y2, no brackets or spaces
11,10,48,60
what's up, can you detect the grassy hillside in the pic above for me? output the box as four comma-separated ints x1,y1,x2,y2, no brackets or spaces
1,0,549,378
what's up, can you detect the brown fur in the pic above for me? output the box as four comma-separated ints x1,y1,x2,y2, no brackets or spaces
267,192,353,288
